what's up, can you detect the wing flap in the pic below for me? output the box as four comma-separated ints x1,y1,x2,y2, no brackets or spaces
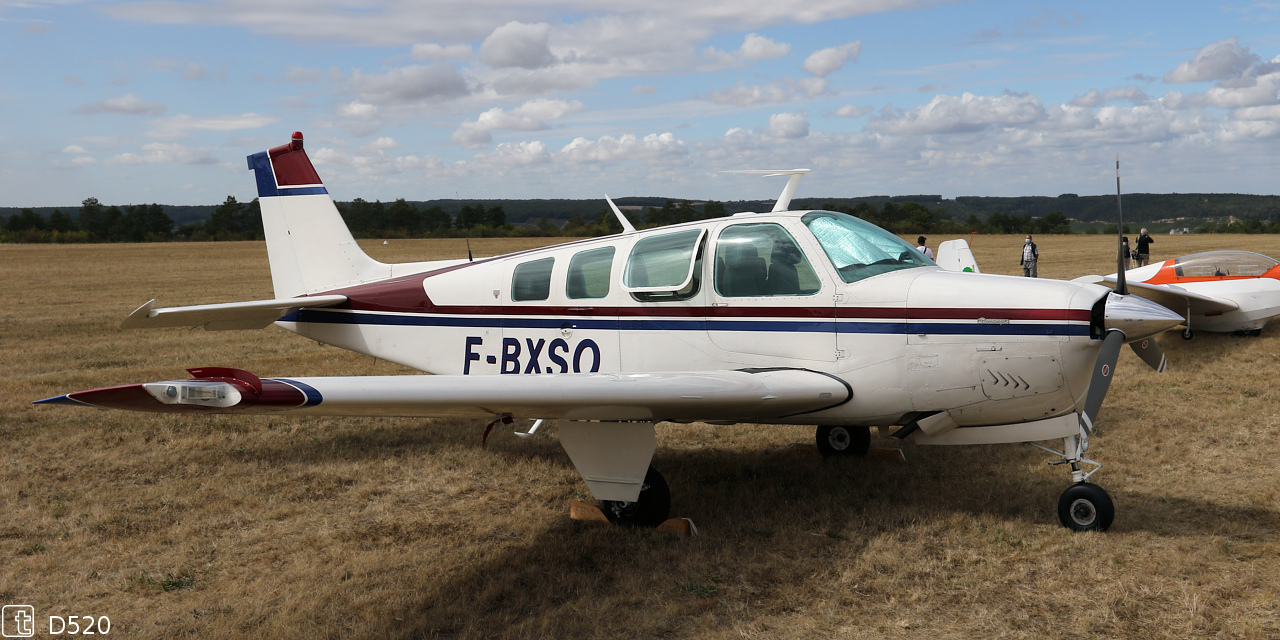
38,368,852,422
120,295,348,331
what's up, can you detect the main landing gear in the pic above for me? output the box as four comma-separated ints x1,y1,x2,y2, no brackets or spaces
815,425,871,458
1030,425,1115,532
601,466,671,528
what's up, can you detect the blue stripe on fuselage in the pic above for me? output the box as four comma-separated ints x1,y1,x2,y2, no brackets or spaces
281,309,1087,336
273,378,323,407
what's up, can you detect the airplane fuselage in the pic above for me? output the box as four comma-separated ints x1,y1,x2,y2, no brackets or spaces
277,207,1109,431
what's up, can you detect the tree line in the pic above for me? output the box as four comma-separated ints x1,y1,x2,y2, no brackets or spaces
6,194,1280,244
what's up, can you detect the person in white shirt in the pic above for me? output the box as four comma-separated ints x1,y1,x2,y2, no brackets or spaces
916,236,934,260
1020,235,1039,277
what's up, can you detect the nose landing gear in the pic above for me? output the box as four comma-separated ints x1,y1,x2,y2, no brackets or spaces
1030,423,1114,532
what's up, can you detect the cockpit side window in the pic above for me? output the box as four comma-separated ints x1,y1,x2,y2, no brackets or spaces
801,211,933,283
714,223,821,297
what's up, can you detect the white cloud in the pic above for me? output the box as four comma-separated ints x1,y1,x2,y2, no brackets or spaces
352,64,470,104
869,92,1047,135
558,133,687,163
1165,37,1259,83
411,42,472,61
477,140,551,165
739,33,790,60
105,143,218,165
1068,86,1150,107
452,98,584,147
337,101,379,118
803,41,861,77
830,104,873,118
1234,104,1280,121
73,93,166,116
480,22,556,69
62,145,89,154
765,111,809,138
148,113,279,139
633,85,657,95
702,77,828,106
69,156,97,166
367,137,399,151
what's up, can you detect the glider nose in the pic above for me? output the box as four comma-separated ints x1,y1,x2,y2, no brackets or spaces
1103,292,1183,341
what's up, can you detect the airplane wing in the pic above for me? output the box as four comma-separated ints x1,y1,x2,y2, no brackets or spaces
35,367,853,423
1073,276,1238,315
120,295,349,331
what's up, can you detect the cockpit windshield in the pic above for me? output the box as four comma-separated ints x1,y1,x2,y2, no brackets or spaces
1173,251,1278,278
801,210,934,283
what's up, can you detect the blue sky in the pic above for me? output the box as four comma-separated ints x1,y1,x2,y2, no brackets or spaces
3,0,1279,207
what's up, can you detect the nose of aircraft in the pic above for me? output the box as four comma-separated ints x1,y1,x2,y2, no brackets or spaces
1103,292,1184,341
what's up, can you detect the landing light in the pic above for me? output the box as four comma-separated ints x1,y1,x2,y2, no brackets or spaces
143,381,242,408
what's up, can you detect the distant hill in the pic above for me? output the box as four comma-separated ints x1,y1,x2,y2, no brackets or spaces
6,192,1280,228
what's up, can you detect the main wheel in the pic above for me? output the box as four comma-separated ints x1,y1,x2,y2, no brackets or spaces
602,466,671,528
1181,327,1193,340
1057,482,1115,532
815,425,871,458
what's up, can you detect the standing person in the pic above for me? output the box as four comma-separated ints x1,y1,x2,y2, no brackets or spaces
1020,235,1039,277
1121,236,1132,271
1135,228,1154,267
916,236,934,260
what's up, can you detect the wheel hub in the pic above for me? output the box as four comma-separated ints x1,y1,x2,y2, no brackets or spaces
827,428,850,450
1069,498,1097,526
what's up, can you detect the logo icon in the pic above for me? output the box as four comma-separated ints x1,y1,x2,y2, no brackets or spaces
2,606,34,638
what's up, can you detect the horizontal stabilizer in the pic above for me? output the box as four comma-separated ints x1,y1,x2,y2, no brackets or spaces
37,368,852,422
121,295,348,331
1077,276,1238,315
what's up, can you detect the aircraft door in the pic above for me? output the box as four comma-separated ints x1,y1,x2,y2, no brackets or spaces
706,222,836,364
617,228,720,371
500,248,621,376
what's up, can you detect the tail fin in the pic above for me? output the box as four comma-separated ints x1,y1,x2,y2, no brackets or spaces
247,132,390,297
935,239,981,273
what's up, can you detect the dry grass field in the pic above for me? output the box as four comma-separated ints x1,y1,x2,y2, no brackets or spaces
3,233,1280,639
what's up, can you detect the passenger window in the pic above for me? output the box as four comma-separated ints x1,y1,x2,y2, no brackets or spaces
624,228,704,301
511,257,554,301
567,247,615,299
715,223,821,297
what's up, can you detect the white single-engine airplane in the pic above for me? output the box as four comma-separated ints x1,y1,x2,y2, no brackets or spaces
1077,251,1280,339
37,133,1186,532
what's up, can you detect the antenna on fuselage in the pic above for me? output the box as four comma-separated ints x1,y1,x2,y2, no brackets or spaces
1115,157,1127,295
603,195,637,233
457,191,473,262
722,169,812,212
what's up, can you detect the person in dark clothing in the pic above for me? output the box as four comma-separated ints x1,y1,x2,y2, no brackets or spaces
1121,236,1131,271
1135,229,1154,267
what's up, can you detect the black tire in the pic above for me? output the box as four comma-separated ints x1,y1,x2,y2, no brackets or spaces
602,466,671,528
1181,327,1193,340
815,425,871,458
1057,482,1115,532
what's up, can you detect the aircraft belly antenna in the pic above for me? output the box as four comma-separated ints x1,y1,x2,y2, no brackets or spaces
722,169,812,212
604,195,637,233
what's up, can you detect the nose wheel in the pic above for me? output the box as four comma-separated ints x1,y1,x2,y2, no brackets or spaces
1058,482,1114,531
815,425,871,458
1030,422,1114,532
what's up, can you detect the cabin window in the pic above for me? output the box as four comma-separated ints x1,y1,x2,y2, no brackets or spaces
1173,251,1278,278
714,223,821,297
567,247,615,299
802,211,933,283
511,257,554,301
624,228,704,301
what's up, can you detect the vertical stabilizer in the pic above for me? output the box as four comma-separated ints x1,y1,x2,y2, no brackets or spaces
247,132,390,298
